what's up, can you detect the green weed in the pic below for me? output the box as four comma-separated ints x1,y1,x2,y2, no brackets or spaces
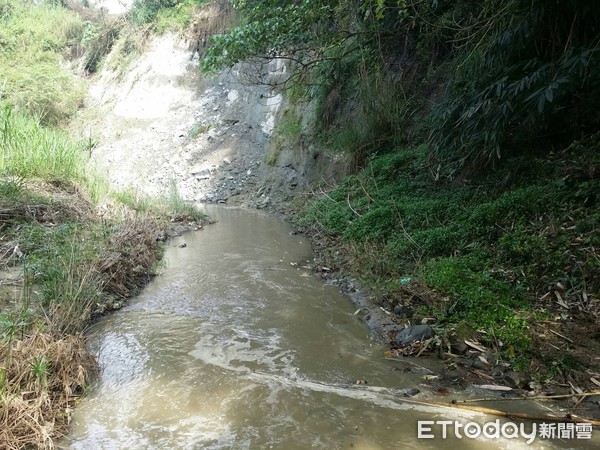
0,105,88,183
129,0,206,31
30,354,49,388
190,123,212,139
0,0,85,124
300,143,600,366
276,116,302,139
113,188,153,213
165,180,207,222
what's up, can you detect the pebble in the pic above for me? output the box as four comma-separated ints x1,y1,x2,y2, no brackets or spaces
403,388,420,397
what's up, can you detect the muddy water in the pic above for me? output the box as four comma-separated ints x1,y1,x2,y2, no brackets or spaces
67,207,595,449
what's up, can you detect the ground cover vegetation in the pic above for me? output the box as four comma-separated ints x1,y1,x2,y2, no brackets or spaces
201,0,600,385
0,1,207,446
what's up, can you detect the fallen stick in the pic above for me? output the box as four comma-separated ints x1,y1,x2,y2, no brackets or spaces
377,388,600,425
548,328,575,344
439,402,600,425
452,391,600,404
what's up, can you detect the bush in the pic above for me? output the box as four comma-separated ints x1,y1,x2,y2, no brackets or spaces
429,0,600,165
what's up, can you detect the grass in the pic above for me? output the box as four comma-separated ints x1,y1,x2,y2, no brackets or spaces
0,332,95,448
299,138,600,369
0,105,88,181
111,181,208,223
128,0,207,32
0,2,213,446
165,180,208,222
0,173,167,446
0,0,86,125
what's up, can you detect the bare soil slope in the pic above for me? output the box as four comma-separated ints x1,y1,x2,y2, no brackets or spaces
77,32,305,210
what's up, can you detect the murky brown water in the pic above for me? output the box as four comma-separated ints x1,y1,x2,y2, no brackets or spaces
66,207,598,449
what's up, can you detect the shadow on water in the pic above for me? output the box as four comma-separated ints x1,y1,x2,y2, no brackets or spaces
66,207,599,449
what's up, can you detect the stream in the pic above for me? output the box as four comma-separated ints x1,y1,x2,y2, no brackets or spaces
65,207,596,449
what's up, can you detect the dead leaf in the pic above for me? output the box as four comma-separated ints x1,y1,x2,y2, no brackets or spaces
477,355,491,366
569,381,584,395
471,370,495,381
464,339,487,353
436,387,450,396
555,291,569,309
416,338,434,357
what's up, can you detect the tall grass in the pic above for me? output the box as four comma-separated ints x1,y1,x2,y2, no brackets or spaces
166,180,207,222
0,105,88,182
0,0,85,124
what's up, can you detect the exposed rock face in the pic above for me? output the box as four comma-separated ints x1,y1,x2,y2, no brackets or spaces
78,32,333,212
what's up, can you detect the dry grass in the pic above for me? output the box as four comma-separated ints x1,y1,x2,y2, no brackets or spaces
96,217,162,299
0,179,166,448
0,180,94,229
0,332,96,449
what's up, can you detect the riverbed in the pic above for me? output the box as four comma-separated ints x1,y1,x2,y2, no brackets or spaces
66,207,597,449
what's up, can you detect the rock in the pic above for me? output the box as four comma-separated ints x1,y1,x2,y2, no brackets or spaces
491,369,504,378
504,371,528,389
443,369,461,381
393,325,435,346
454,321,477,341
583,395,600,406
178,243,187,248
470,359,489,371
403,388,420,397
190,164,213,180
450,341,468,355
393,304,413,318
223,157,231,165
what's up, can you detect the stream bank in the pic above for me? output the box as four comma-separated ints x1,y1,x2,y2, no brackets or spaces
59,5,600,445
65,206,600,449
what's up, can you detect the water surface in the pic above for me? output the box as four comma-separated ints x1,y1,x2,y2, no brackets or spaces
67,207,596,449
